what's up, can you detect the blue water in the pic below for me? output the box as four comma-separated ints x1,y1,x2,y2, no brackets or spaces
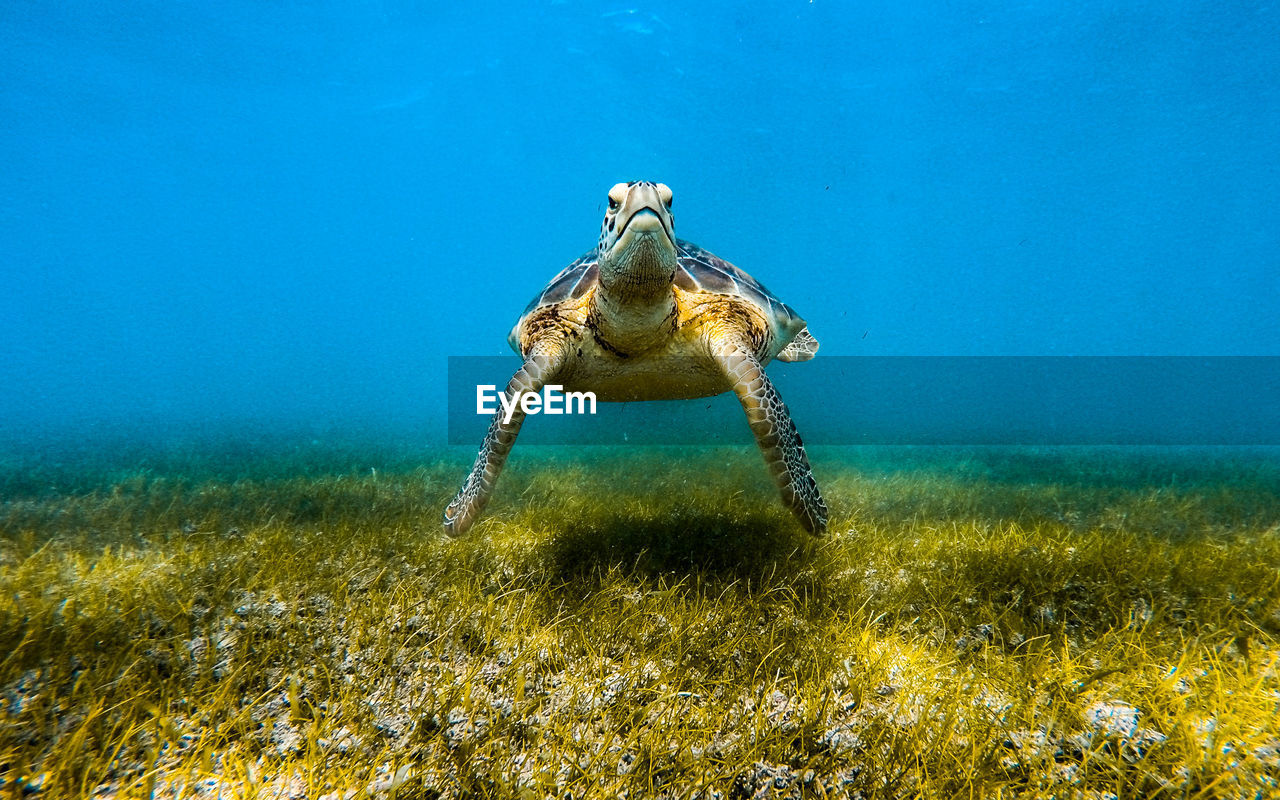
2,1,1278,445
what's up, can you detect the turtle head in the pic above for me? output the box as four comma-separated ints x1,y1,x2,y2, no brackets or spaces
596,181,677,296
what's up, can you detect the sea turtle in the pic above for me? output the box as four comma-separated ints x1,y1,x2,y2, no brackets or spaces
443,181,828,536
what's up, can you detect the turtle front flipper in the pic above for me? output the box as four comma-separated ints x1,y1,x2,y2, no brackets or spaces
443,344,566,537
712,339,828,535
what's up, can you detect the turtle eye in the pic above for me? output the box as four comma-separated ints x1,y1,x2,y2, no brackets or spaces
656,183,673,209
606,182,630,211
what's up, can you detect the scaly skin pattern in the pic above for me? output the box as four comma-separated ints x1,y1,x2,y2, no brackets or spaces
444,181,827,537
442,341,565,538
709,331,829,535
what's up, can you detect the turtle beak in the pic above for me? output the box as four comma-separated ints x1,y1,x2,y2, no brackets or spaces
617,206,675,250
621,207,666,235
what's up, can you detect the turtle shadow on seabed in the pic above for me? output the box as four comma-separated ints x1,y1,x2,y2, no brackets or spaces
530,507,827,585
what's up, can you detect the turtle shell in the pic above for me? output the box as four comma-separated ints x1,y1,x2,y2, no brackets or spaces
507,239,807,353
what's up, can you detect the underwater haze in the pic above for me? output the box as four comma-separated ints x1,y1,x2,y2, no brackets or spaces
7,5,1280,795
2,0,1279,445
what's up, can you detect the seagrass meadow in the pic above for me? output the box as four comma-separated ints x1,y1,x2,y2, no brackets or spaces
2,441,1279,799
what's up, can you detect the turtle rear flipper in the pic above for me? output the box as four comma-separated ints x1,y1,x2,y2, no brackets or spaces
443,344,565,537
776,327,819,363
713,338,828,535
